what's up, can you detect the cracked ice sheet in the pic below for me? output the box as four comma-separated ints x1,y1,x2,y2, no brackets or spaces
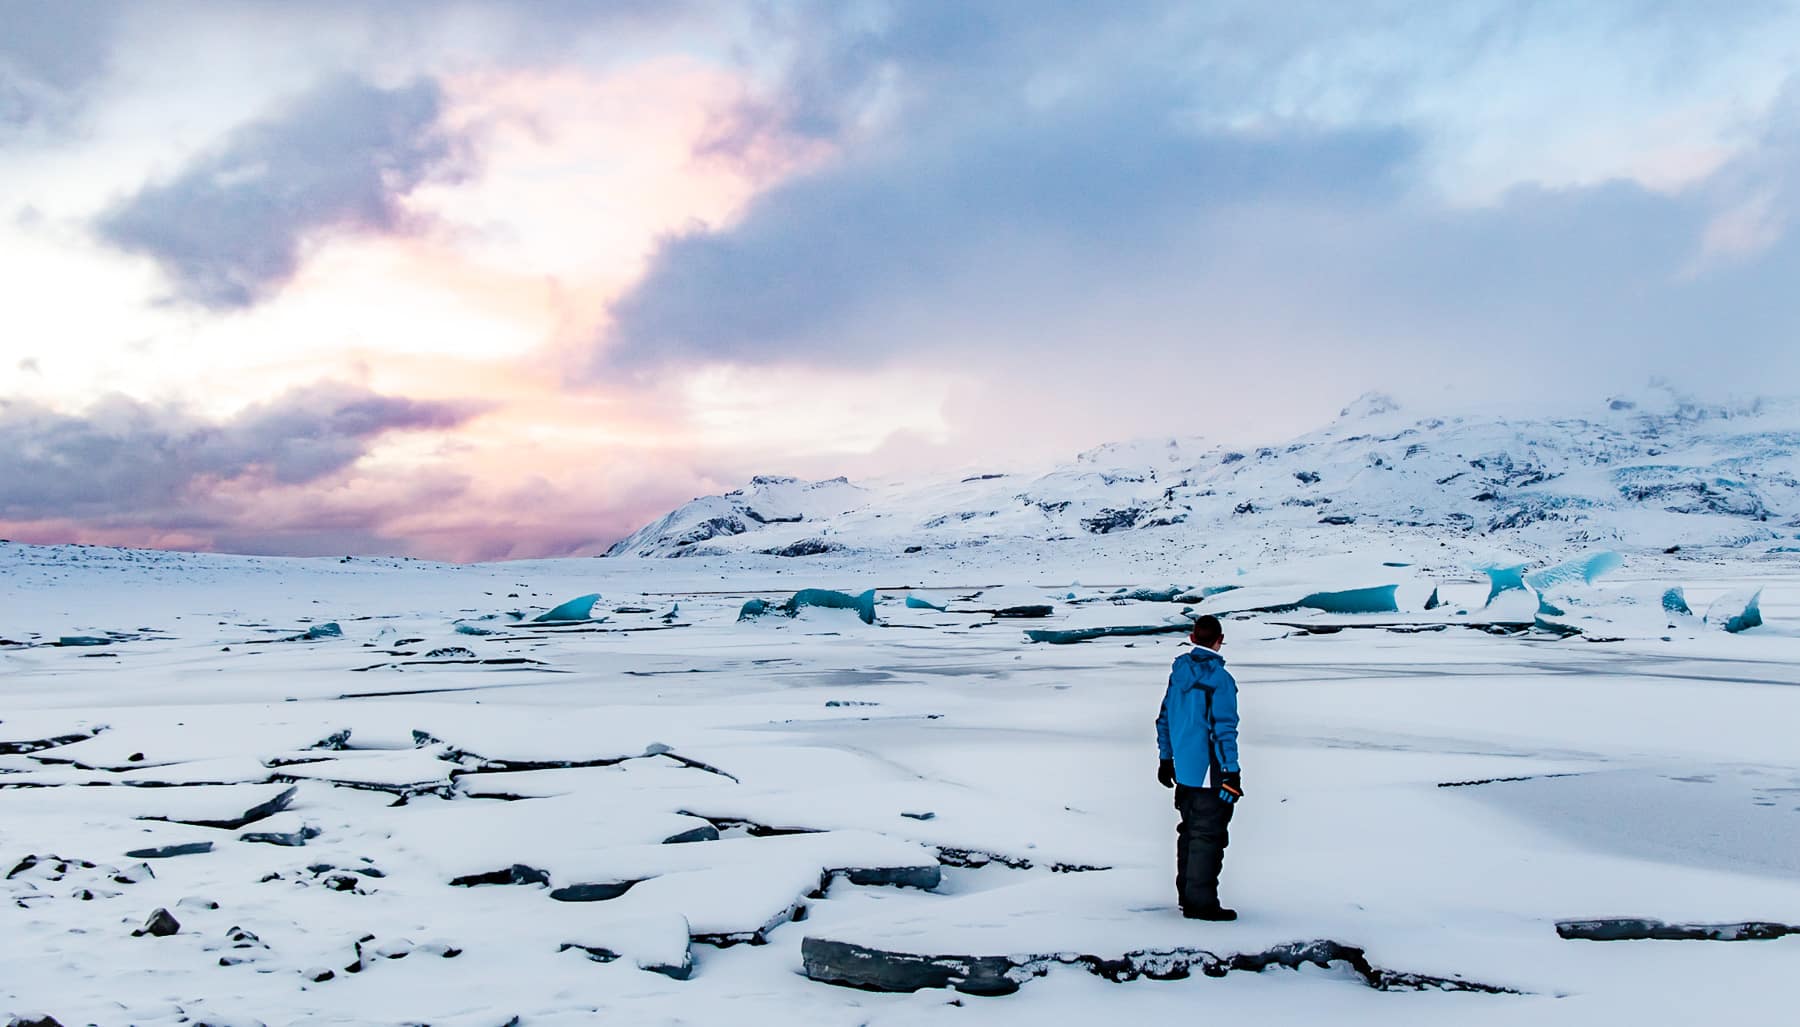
387,793,718,881
4,558,1800,1024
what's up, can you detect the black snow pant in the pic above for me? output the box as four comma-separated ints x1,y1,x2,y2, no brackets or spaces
1174,783,1233,910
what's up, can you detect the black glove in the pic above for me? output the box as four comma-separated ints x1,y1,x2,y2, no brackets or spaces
1157,759,1176,789
1218,771,1243,799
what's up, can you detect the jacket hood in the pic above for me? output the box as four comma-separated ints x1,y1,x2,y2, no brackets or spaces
1187,644,1226,666
1175,645,1228,690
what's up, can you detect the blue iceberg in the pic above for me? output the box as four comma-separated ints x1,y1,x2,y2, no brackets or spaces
784,588,877,624
1525,552,1623,592
1705,589,1763,633
1482,565,1528,605
1661,588,1692,616
742,589,879,624
535,594,602,623
1295,585,1399,614
1424,587,1442,611
905,595,947,612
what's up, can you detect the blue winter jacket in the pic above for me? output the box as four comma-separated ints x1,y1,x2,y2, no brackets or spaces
1155,645,1240,788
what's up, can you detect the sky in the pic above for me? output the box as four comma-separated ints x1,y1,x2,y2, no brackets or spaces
4,0,1800,560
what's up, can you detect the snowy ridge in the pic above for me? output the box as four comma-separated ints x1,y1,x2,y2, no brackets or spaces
604,475,869,557
607,391,1800,559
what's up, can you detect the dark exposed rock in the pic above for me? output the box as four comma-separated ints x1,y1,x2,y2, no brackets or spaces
931,846,1107,874
450,864,550,888
305,967,335,982
991,605,1053,619
550,881,641,902
1319,515,1356,525
7,1016,67,1027
423,646,476,659
141,785,296,831
133,908,181,937
124,842,214,860
662,825,721,844
1556,917,1800,942
1081,508,1143,534
560,941,621,962
1293,471,1321,484
1026,623,1190,645
672,812,821,838
0,727,105,756
760,537,842,557
835,866,942,890
674,516,748,547
240,823,320,847
903,545,924,554
801,936,1518,996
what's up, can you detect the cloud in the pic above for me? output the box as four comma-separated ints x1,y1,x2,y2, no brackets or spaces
603,99,1414,370
586,1,1800,409
0,0,123,133
0,382,482,524
95,76,471,309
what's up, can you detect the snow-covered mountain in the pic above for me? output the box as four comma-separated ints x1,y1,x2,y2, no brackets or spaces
605,390,1800,559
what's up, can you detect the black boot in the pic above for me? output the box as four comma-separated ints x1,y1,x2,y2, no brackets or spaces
1182,904,1238,922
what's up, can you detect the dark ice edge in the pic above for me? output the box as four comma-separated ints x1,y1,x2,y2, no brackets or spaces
801,937,1523,996
1556,917,1800,942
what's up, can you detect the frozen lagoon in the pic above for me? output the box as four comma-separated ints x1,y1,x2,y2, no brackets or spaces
3,543,1799,1025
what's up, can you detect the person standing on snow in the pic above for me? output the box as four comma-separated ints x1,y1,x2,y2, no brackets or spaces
1155,614,1243,920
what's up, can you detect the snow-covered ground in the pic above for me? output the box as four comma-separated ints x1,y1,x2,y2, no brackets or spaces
4,531,1799,1025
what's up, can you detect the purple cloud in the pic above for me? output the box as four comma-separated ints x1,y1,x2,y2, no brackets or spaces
96,76,470,309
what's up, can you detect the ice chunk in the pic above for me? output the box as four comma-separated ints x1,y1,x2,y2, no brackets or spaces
740,589,877,624
535,594,602,623
1114,586,1182,602
1661,587,1693,615
1423,587,1442,610
904,595,946,611
57,635,112,647
1295,585,1399,614
782,588,877,624
1705,589,1763,633
562,913,694,980
1525,552,1623,592
1482,564,1527,605
1026,623,1191,644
